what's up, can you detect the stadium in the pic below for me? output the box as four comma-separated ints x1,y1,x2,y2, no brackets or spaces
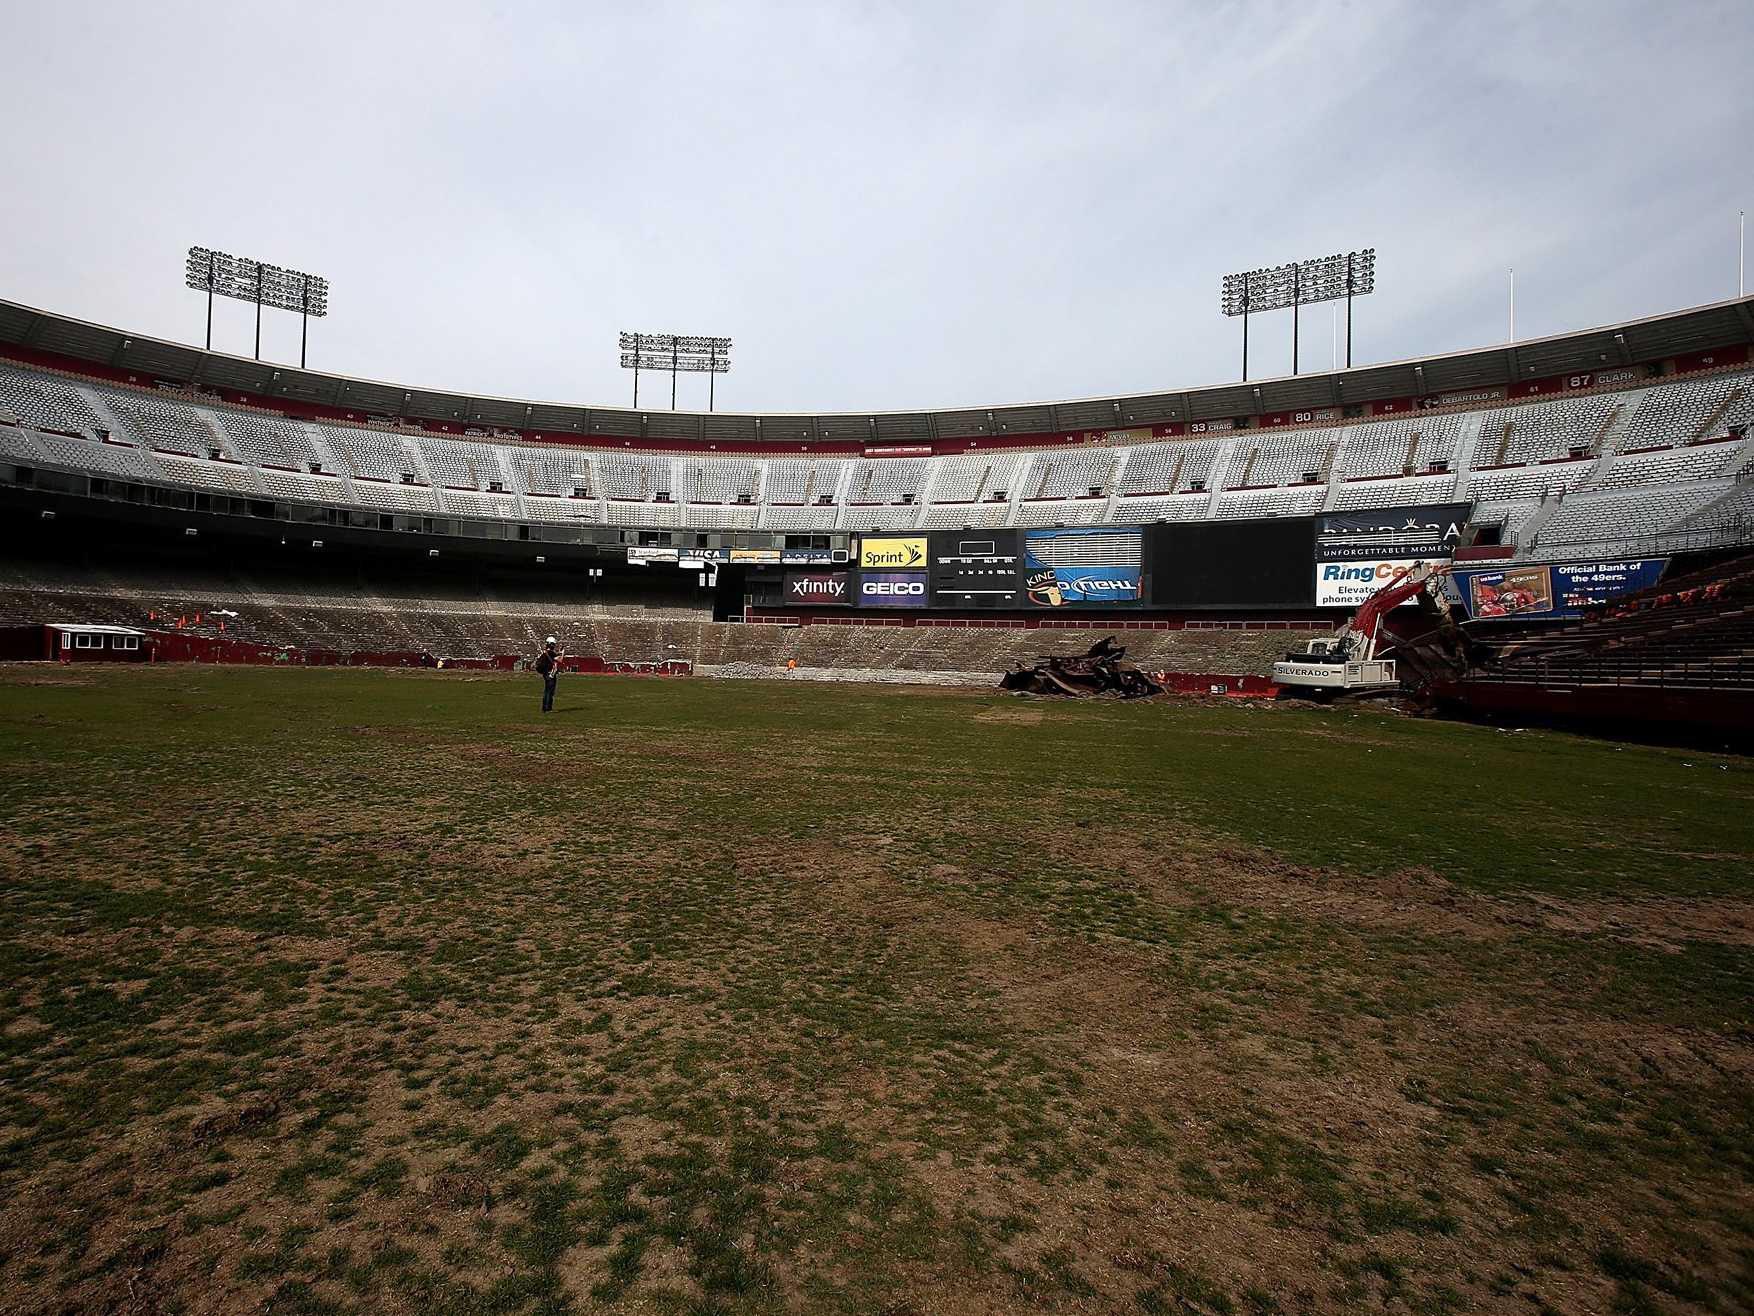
2,5,1752,1315
3,292,1752,727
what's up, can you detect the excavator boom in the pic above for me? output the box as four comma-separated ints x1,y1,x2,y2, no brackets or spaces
1273,561,1451,696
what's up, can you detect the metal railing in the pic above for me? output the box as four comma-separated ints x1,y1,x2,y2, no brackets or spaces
1527,516,1754,562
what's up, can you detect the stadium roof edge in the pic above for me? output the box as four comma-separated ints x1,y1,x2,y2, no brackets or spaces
2,294,1751,437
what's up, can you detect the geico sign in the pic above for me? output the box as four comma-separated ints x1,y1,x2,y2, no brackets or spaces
861,579,926,596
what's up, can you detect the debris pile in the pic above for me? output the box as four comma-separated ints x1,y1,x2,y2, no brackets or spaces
999,637,1165,698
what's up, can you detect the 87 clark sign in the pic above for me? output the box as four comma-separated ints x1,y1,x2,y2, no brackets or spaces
783,572,851,606
1313,503,1468,607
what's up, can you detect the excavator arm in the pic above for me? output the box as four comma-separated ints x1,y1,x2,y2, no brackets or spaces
1274,561,1453,697
1340,561,1449,662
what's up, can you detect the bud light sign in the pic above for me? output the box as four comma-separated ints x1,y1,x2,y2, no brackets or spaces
1024,566,1142,606
1022,527,1144,607
857,572,929,607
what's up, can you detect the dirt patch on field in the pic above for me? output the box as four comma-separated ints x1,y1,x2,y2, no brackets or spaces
1518,892,1754,949
1038,831,1754,953
0,668,98,686
739,839,1749,1313
972,706,1045,725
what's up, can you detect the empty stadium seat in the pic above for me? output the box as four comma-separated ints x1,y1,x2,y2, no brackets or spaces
2,356,1750,560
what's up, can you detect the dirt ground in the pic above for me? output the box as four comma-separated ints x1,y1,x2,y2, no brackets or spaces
0,666,1749,1315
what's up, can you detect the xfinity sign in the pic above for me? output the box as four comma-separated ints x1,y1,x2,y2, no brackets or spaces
783,572,850,606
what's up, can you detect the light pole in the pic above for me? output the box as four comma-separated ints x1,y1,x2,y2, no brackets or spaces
1222,249,1374,382
185,247,329,367
619,332,733,411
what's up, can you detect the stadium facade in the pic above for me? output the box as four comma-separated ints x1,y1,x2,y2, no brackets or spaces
1,294,1751,650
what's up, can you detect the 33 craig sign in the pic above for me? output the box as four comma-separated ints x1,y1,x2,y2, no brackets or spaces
858,536,927,571
782,572,851,606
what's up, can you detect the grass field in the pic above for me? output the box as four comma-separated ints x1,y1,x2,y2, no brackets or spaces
0,665,1750,1316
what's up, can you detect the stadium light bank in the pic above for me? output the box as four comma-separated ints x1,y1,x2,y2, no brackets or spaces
1221,249,1375,381
185,247,330,368
618,332,733,411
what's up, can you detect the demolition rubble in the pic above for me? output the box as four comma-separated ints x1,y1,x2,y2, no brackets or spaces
999,637,1165,698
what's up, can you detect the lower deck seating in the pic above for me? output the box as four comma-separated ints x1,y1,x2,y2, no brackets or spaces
0,552,711,658
0,550,1322,675
1478,553,1754,691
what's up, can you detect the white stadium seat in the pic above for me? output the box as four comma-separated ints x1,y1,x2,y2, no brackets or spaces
1,356,1749,558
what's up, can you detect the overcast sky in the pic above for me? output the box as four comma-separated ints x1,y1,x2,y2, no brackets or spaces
3,0,1750,414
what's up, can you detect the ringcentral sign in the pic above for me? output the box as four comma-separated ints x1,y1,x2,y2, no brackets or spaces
1313,503,1468,608
783,572,851,606
857,572,929,607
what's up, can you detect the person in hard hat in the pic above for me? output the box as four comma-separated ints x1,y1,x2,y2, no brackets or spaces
535,636,564,712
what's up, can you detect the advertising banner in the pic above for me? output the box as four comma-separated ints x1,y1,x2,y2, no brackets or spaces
729,547,782,564
931,531,1022,607
1451,559,1666,619
1314,504,1469,563
783,572,851,606
1022,527,1144,607
781,548,835,565
856,572,929,607
859,536,928,571
1313,503,1468,608
1315,559,1426,608
626,546,680,564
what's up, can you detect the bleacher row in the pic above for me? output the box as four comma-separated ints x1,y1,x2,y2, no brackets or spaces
1479,554,1754,691
0,550,1325,673
2,360,1752,559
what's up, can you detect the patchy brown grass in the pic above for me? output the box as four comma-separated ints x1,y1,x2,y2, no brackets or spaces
0,667,1749,1314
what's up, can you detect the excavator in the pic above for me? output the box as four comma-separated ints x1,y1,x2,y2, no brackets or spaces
1273,560,1458,698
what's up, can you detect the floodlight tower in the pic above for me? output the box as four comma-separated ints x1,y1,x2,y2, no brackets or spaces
185,247,330,367
618,332,733,410
1222,249,1374,380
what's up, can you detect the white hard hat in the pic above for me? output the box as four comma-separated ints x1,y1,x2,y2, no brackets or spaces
545,636,557,646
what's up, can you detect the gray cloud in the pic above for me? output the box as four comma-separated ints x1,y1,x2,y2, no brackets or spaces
2,0,1749,413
